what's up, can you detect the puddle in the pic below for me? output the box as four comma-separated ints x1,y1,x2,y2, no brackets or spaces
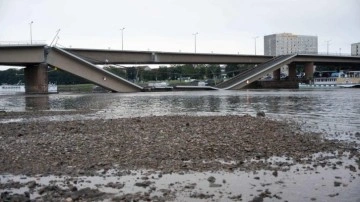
1,154,359,202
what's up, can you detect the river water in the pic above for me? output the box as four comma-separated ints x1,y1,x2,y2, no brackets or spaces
1,88,359,139
1,88,360,201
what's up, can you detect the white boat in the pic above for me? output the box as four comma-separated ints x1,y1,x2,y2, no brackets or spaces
0,83,58,93
0,84,25,93
299,71,360,88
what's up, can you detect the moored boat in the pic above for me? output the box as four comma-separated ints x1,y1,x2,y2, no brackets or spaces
299,71,360,88
0,83,58,94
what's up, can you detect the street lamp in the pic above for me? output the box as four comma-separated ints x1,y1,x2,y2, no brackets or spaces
253,36,259,55
325,40,331,55
193,32,198,53
120,27,125,50
30,21,34,44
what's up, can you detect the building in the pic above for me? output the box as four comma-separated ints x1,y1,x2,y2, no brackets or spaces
264,33,318,56
351,42,360,56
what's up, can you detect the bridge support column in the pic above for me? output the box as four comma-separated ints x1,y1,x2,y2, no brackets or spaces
304,62,314,79
288,63,297,80
24,63,48,94
273,69,281,80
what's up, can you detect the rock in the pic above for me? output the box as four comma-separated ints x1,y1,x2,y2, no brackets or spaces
0,192,30,202
105,182,125,189
272,170,278,177
250,196,264,202
349,165,357,172
190,192,214,199
228,194,242,201
207,176,216,183
27,181,37,189
328,193,339,197
66,197,73,202
209,183,222,188
184,183,196,189
334,181,342,187
256,111,265,117
134,181,151,188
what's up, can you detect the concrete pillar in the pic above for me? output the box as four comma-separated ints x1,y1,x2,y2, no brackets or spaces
304,62,314,79
26,96,49,110
24,63,48,94
288,63,297,80
273,69,281,80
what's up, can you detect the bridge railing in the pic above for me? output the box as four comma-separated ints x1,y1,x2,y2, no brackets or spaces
0,40,47,46
292,51,352,57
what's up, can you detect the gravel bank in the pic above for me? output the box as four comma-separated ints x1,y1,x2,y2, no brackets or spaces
1,115,358,176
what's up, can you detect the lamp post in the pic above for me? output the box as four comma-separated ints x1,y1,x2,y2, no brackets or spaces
120,27,125,50
253,36,259,55
30,21,34,44
325,40,331,55
193,32,198,53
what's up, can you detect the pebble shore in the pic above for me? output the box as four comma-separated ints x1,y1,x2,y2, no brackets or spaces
1,113,359,201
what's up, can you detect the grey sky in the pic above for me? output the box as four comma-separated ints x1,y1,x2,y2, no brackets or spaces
0,0,359,55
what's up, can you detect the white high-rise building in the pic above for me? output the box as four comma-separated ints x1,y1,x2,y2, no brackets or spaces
351,42,360,56
264,33,318,56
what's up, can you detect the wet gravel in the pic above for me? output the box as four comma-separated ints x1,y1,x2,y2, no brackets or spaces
0,114,359,201
1,114,358,174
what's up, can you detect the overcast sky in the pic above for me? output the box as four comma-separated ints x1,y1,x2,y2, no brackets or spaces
0,0,359,56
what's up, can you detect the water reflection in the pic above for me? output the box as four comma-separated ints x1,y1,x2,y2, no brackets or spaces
25,95,49,110
0,89,359,135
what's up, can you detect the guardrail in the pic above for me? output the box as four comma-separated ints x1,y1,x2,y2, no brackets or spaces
295,51,352,57
0,40,47,46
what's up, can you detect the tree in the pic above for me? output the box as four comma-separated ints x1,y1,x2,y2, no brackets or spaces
206,64,221,79
48,68,89,84
157,66,169,80
0,68,24,84
126,67,137,81
103,66,126,78
225,64,255,78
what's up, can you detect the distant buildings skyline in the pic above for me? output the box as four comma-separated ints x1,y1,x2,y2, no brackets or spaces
351,42,360,56
264,33,318,56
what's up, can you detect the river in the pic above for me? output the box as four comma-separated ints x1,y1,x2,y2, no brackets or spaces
1,88,360,202
1,88,359,139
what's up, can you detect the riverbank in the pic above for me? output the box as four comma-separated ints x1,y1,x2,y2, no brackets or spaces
0,114,359,201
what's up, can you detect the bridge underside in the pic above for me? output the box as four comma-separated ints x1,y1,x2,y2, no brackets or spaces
1,45,360,93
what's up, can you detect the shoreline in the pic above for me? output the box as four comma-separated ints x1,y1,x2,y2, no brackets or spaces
1,114,359,201
1,114,357,175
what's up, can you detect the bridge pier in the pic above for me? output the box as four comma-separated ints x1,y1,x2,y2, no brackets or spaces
288,63,297,79
273,69,281,80
304,62,314,79
24,63,48,94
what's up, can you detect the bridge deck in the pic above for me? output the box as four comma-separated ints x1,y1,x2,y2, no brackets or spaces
46,47,143,93
216,54,297,90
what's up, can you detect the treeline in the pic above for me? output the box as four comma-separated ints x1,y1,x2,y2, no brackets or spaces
104,64,254,82
0,64,254,85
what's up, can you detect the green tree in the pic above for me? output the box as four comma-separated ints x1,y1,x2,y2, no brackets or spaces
0,68,24,84
126,67,137,81
103,66,126,78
